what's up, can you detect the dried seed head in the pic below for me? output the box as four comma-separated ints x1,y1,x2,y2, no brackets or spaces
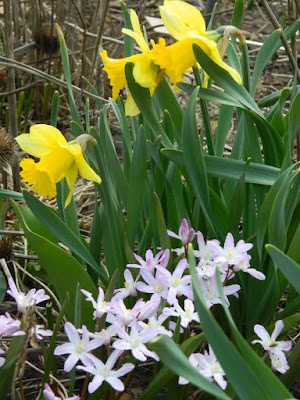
0,236,13,261
0,130,19,170
33,24,60,55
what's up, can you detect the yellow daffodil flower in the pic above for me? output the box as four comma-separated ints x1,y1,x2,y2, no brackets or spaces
156,0,242,86
16,125,101,206
159,0,207,40
100,9,160,116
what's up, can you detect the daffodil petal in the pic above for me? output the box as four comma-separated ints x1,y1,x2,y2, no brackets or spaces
122,10,149,53
39,147,74,182
122,28,149,53
133,53,159,88
159,0,206,41
100,49,142,100
16,125,67,158
153,37,242,85
125,93,140,116
64,162,78,207
67,144,101,184
20,158,57,199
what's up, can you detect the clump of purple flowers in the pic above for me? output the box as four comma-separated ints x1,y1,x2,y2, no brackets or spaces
1,219,290,397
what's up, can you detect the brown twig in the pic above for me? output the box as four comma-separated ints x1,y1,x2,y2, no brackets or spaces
0,56,108,103
0,80,44,97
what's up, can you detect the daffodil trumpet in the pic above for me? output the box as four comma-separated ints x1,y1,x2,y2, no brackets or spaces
16,125,101,207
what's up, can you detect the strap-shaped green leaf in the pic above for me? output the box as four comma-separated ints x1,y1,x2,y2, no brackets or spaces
11,200,97,328
162,150,280,185
193,44,262,116
22,191,108,283
267,244,300,294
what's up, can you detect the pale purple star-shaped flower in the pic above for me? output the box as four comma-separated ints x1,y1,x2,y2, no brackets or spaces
156,259,193,305
0,312,25,337
252,320,291,373
77,350,134,393
179,346,227,389
81,287,113,319
269,352,290,374
194,232,219,262
32,325,52,340
136,269,168,298
167,218,195,246
163,299,200,328
107,298,145,327
7,278,50,313
88,325,116,345
113,318,160,362
137,294,161,321
113,269,139,300
233,257,266,280
198,273,240,308
43,383,79,400
127,249,166,274
207,233,253,266
139,313,173,337
54,322,103,372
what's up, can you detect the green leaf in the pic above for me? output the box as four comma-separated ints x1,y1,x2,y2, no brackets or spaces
232,0,244,28
120,1,134,57
50,90,60,127
0,270,7,304
251,30,282,96
148,335,231,400
282,91,300,170
268,170,299,251
229,158,250,235
193,44,263,116
11,200,97,328
56,24,82,127
188,245,272,400
182,87,215,236
0,334,24,398
127,126,147,247
154,192,171,251
178,83,244,108
256,163,299,258
155,77,183,144
0,189,23,200
162,150,280,186
23,191,108,283
267,245,300,293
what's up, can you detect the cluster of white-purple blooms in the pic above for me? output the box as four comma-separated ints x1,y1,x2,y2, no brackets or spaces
0,219,292,398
